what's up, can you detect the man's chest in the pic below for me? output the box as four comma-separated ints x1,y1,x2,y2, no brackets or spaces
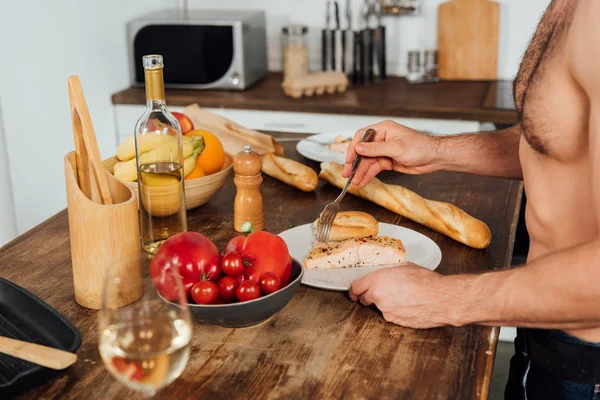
515,0,589,162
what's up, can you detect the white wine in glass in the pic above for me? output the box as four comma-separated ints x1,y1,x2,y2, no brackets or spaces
99,257,192,397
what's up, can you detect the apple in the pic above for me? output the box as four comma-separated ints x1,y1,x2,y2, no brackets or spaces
150,232,222,299
172,112,194,135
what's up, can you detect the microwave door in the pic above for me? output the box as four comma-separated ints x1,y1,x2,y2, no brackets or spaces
133,24,234,87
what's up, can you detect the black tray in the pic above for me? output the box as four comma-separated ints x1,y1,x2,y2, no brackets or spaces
0,278,82,397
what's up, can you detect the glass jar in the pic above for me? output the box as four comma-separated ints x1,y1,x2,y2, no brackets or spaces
282,25,309,81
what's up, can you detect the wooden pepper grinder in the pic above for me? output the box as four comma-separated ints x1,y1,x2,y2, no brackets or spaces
233,145,264,232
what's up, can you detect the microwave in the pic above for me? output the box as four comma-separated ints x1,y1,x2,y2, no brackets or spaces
127,9,268,90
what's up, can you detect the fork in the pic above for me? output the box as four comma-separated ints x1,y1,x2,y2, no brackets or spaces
316,128,376,242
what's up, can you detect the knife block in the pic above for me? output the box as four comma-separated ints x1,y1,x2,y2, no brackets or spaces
64,152,142,309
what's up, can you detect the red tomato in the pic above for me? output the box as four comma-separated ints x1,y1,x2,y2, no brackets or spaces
191,280,219,305
150,232,222,298
225,231,292,286
258,272,281,295
221,252,244,276
218,276,239,303
236,280,261,302
224,235,245,254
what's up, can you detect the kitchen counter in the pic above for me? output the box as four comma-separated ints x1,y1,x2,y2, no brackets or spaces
4,132,522,399
112,73,519,126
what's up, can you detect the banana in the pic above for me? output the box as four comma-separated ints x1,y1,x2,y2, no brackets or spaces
114,135,203,182
184,135,205,152
118,135,202,162
183,147,203,177
117,135,171,161
113,158,137,182
138,137,194,165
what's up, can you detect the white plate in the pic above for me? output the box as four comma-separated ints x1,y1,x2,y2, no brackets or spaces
279,223,442,291
296,130,355,164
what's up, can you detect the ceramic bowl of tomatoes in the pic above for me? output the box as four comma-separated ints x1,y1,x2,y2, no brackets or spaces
151,231,304,328
185,258,303,328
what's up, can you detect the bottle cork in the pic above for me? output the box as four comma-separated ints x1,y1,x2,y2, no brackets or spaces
233,145,264,232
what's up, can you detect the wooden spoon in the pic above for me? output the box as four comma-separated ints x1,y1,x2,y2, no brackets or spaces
0,336,77,370
68,75,113,205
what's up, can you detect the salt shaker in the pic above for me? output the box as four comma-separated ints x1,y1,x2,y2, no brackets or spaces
233,145,264,232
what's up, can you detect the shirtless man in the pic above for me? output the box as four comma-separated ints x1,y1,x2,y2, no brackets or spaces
342,0,600,398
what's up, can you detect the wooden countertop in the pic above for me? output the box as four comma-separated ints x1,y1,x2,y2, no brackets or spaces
5,132,522,399
112,73,519,125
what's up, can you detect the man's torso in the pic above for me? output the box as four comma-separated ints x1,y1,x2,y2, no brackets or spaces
515,0,598,340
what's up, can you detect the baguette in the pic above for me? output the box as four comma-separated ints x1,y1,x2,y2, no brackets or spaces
319,162,492,249
261,153,318,192
314,211,379,242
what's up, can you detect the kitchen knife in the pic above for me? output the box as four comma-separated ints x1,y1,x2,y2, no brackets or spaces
333,0,343,72
377,0,386,79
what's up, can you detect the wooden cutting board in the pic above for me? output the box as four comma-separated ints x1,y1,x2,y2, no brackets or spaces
438,0,499,80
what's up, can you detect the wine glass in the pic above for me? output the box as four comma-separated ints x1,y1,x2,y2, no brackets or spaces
98,256,192,398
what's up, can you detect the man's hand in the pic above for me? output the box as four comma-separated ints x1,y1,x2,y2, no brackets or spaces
349,263,464,329
342,120,442,187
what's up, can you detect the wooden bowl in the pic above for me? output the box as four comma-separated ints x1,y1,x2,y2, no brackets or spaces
102,154,233,211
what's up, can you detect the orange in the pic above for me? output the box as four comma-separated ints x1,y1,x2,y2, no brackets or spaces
185,162,205,180
188,129,225,175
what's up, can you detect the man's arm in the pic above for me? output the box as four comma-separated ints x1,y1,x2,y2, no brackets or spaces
343,122,523,187
434,125,523,180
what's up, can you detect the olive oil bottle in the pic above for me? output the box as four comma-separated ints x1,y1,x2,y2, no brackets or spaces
134,55,187,254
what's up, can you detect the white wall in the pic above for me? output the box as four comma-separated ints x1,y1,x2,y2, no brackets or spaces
181,0,549,80
0,0,177,235
0,102,17,247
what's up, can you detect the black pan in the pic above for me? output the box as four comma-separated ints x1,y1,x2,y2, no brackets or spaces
0,278,81,397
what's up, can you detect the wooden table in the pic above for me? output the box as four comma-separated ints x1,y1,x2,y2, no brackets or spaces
112,73,519,125
3,132,522,399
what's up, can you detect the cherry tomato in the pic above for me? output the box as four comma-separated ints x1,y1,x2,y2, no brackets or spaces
190,280,218,304
258,272,281,295
218,276,239,303
236,280,261,302
222,252,244,277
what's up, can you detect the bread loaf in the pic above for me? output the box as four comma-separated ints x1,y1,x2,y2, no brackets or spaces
319,162,492,249
261,153,318,192
314,211,379,242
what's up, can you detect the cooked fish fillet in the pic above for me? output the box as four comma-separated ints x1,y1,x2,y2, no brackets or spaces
304,236,406,269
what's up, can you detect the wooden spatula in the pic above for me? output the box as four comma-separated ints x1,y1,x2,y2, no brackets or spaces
0,336,77,370
68,75,113,204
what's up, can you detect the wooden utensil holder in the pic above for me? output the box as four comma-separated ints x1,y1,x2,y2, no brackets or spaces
65,152,143,309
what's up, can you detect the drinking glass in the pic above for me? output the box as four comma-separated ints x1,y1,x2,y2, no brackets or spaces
98,256,192,398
